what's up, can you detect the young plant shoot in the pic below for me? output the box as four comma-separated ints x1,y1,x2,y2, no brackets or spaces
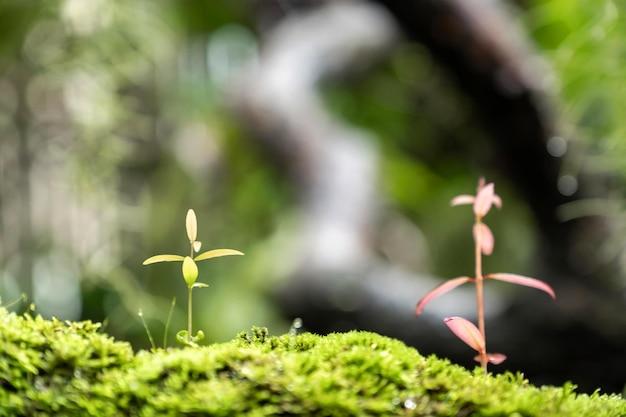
143,209,243,346
416,179,555,371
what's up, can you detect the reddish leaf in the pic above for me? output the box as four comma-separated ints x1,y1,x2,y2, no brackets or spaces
474,353,507,365
492,194,502,209
416,277,473,315
451,195,475,206
486,273,556,299
443,316,485,352
473,183,495,217
473,223,494,255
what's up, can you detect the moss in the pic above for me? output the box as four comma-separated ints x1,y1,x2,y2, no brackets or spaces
0,307,133,416
0,309,623,416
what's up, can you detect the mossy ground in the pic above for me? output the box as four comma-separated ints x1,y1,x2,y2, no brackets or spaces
0,308,623,416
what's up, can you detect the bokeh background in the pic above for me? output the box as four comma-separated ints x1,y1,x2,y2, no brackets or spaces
1,0,625,394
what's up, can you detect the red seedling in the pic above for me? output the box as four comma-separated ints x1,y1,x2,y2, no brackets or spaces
416,179,555,371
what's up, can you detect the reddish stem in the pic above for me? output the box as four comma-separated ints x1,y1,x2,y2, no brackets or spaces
474,217,488,372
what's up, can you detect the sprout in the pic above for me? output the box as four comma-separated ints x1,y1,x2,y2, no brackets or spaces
416,179,555,371
143,209,243,346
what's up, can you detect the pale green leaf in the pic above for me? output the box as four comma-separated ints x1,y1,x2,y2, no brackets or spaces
143,254,184,265
186,209,197,242
194,248,244,262
182,257,198,287
192,282,209,289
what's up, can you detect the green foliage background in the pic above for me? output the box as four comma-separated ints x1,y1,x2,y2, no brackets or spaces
527,0,626,168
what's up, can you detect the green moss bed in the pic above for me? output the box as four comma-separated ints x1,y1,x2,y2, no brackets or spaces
0,308,623,416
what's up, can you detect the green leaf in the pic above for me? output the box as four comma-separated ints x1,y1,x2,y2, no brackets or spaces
182,257,198,287
143,254,184,265
192,282,209,289
194,248,244,262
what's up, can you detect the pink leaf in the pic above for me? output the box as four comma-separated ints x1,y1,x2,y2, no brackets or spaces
443,316,485,352
474,353,507,365
473,183,495,217
486,273,556,299
473,223,494,255
492,194,502,209
416,277,473,315
487,353,507,364
451,195,475,206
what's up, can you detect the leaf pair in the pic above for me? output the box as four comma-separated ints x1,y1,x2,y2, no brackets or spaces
143,249,244,266
176,329,204,347
453,182,501,257
143,248,244,266
415,273,555,316
451,182,502,218
444,317,506,365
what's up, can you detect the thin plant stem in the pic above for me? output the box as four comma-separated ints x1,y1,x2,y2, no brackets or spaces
187,287,193,340
163,297,176,348
187,241,194,343
2,293,27,310
138,309,156,350
474,217,488,372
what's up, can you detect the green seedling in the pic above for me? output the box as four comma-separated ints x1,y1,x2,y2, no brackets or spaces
143,209,243,346
416,179,555,371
